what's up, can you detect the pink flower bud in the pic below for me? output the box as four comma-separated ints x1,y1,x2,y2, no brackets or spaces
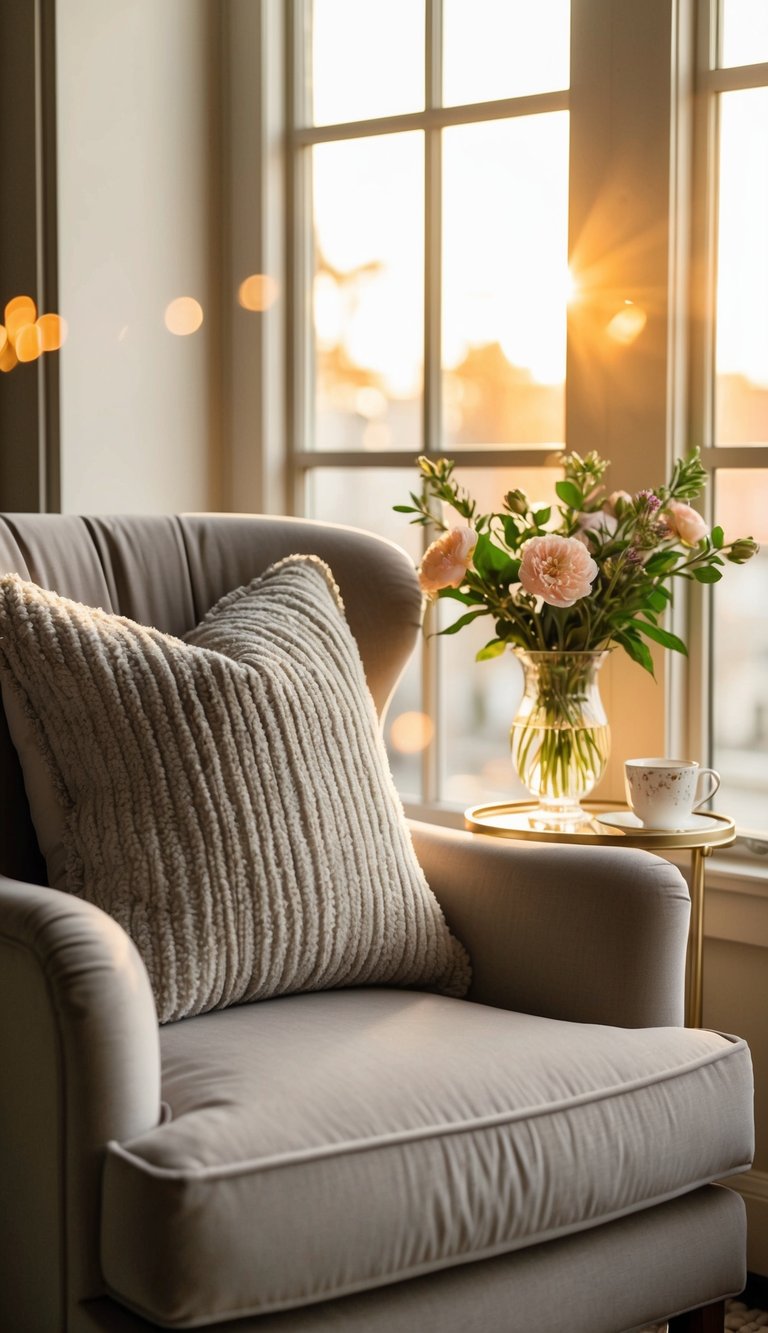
665,500,708,546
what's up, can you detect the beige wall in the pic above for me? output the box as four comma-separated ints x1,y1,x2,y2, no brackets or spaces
55,0,222,514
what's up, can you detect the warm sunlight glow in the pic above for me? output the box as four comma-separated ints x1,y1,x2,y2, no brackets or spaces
716,89,768,390
164,297,204,336
238,273,280,312
444,115,570,389
5,295,37,341
312,0,424,126
313,133,424,405
605,302,647,346
389,711,435,754
37,313,67,351
310,0,766,456
313,273,343,349
721,0,768,67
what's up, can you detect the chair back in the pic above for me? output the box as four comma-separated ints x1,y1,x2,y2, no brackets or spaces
0,512,422,883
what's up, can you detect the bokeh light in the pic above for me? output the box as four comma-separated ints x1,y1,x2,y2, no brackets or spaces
238,273,280,311
389,711,435,754
606,301,647,345
37,312,67,351
164,297,204,336
0,334,18,373
15,323,43,363
5,295,37,342
0,295,65,371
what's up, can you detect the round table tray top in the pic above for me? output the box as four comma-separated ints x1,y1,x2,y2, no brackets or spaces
464,800,736,850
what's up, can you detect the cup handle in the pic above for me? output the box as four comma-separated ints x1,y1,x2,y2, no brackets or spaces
693,767,720,811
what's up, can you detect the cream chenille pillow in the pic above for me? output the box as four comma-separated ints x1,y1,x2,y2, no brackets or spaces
0,558,470,1022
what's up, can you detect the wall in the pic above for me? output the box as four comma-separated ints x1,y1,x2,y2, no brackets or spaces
55,0,222,514
704,868,768,1276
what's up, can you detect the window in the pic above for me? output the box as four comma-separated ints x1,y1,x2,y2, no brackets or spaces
692,0,768,832
272,0,767,835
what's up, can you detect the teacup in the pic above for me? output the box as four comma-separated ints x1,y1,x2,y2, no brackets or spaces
624,758,720,830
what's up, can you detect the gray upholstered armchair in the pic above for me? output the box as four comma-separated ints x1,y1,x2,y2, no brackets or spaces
0,513,754,1333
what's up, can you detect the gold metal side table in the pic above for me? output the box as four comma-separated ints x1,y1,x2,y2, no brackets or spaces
464,800,736,1028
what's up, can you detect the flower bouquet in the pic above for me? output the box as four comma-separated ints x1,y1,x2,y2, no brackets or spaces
395,450,758,820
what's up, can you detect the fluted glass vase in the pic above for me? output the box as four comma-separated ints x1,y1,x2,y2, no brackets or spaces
509,649,610,825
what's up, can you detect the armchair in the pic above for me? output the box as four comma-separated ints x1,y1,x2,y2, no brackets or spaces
0,512,754,1333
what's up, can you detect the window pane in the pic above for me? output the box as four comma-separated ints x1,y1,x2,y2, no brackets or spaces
438,467,562,805
309,0,425,126
312,135,423,451
712,470,768,830
715,89,768,445
720,0,768,68
442,115,569,449
306,468,424,798
443,0,570,105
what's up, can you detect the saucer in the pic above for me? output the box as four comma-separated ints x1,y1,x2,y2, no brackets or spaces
598,810,722,834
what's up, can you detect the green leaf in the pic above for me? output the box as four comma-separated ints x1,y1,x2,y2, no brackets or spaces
615,631,656,676
436,586,478,606
503,515,522,548
532,506,551,526
646,587,669,613
500,559,521,584
472,533,519,583
472,532,506,573
555,479,584,509
692,566,723,583
636,621,688,655
644,551,680,576
436,609,490,636
711,525,724,549
475,639,507,662
392,504,417,513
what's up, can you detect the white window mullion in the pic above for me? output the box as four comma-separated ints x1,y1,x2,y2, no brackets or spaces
685,0,720,768
286,0,313,514
421,0,444,806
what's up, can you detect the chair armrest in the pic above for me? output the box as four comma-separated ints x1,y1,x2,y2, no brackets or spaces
0,875,161,1330
410,821,691,1028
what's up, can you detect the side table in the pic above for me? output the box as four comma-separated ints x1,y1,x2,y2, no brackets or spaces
464,799,736,1028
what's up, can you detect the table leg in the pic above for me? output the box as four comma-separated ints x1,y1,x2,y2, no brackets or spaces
685,846,710,1028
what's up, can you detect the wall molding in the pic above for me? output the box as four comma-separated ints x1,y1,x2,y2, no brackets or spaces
723,1170,768,1278
730,1170,768,1206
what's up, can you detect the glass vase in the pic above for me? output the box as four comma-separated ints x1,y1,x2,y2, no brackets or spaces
509,649,610,825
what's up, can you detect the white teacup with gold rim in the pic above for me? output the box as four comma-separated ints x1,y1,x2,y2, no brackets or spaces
624,758,721,830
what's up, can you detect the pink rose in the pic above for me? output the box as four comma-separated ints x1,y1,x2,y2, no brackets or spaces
418,527,478,595
665,500,708,546
519,534,599,609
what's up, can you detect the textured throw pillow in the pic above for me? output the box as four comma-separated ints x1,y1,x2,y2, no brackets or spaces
0,558,469,1022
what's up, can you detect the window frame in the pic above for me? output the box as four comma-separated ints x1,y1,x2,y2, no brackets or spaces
688,1,768,828
227,0,767,848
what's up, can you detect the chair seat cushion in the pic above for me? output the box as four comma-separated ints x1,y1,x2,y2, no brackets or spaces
100,990,753,1328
